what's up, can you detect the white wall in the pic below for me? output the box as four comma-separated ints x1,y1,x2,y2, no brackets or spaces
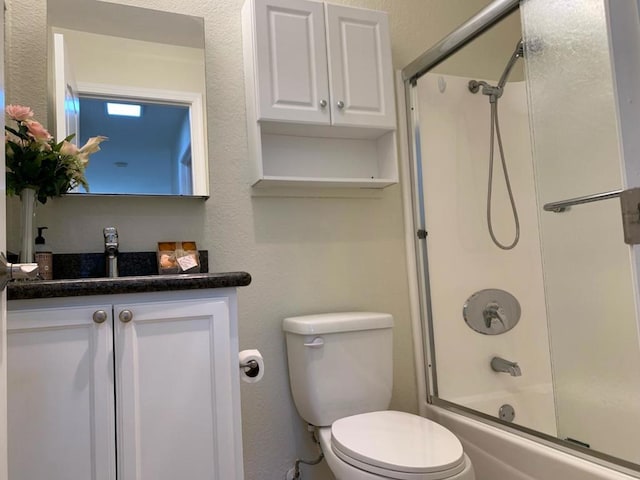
5,0,521,478
417,74,556,436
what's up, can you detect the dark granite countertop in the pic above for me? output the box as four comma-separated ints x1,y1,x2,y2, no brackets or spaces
7,272,252,300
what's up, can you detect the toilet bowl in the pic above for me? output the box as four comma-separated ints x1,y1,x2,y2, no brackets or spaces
318,411,474,480
283,312,475,480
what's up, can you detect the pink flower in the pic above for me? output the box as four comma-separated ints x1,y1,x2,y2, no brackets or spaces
6,104,34,121
60,140,79,156
24,120,52,142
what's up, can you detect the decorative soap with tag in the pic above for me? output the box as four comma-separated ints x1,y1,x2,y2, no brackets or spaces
157,241,201,274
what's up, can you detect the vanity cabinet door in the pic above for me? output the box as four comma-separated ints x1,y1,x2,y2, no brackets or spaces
251,0,331,124
7,305,116,480
114,298,241,480
325,4,395,129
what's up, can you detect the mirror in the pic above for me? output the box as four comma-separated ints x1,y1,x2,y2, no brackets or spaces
408,0,640,471
47,0,209,197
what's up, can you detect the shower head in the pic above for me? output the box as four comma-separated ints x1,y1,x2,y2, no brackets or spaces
497,38,524,89
468,38,525,103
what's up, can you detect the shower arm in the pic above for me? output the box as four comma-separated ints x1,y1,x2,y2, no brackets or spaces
468,80,503,103
468,39,524,103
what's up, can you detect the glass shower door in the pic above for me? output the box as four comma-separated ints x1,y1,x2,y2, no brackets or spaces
522,0,640,463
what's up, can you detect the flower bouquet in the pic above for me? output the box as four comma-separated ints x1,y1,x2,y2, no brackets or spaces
5,104,106,203
5,104,106,261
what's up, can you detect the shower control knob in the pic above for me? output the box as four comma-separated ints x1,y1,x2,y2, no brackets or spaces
119,309,133,323
463,289,521,335
337,100,345,109
319,99,327,108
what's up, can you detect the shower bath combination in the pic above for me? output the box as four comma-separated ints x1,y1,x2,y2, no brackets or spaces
403,0,640,476
468,39,525,250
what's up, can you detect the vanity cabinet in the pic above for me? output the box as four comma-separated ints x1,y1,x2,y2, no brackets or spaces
8,304,115,480
7,290,244,480
242,0,399,188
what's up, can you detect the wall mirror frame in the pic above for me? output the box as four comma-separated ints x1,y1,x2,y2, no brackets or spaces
402,0,640,476
47,0,210,198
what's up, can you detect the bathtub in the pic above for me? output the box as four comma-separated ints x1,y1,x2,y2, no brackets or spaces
449,383,557,437
427,406,639,480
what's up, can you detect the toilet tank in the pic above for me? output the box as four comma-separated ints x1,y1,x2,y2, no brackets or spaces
283,312,393,427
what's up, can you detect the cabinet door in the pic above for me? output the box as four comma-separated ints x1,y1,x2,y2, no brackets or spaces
7,305,116,480
115,298,241,480
253,0,330,124
325,4,396,129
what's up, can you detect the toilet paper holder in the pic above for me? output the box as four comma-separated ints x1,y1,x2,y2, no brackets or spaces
239,359,260,378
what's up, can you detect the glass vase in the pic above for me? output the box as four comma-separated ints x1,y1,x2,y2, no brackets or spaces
19,187,37,263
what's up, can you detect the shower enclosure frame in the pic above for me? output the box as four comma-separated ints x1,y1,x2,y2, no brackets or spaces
400,0,640,476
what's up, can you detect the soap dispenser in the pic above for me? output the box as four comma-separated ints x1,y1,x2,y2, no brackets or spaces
34,227,53,280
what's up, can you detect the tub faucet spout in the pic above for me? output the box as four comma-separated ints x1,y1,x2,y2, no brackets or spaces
491,356,521,376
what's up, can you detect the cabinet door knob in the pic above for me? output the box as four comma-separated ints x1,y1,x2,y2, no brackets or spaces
319,99,327,108
119,310,133,323
337,100,345,109
93,310,108,324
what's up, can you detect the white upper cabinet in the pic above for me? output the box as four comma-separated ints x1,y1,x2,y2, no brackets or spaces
325,4,395,129
243,0,399,188
253,0,330,124
246,0,395,129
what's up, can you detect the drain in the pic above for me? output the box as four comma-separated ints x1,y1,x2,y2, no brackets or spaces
498,404,515,422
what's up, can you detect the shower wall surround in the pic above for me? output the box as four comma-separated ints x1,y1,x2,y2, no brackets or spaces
417,73,556,436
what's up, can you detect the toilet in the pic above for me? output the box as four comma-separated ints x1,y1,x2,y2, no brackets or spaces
283,312,475,480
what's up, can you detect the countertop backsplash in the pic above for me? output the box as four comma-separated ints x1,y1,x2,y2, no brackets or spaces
8,250,209,279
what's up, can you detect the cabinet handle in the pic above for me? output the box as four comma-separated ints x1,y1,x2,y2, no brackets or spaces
119,310,133,323
337,100,345,109
93,310,108,324
319,99,327,108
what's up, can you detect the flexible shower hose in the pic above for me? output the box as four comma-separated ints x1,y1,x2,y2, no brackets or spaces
487,100,520,250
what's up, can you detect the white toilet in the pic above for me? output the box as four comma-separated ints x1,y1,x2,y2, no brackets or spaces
283,312,475,480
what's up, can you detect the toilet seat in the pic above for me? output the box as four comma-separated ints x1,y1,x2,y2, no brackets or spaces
331,411,466,480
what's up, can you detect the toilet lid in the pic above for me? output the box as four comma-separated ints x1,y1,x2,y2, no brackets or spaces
331,411,465,479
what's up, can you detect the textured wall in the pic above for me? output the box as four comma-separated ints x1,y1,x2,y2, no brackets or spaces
5,1,520,479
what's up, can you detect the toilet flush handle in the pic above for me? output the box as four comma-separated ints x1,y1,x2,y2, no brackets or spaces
303,337,324,348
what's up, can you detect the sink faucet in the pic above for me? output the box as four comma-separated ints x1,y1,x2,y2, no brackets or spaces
491,356,522,377
104,227,119,278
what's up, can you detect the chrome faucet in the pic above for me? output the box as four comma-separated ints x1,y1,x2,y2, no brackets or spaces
103,227,119,278
491,356,522,377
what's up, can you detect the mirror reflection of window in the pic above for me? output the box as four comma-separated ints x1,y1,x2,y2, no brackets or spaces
48,0,208,196
78,97,192,195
